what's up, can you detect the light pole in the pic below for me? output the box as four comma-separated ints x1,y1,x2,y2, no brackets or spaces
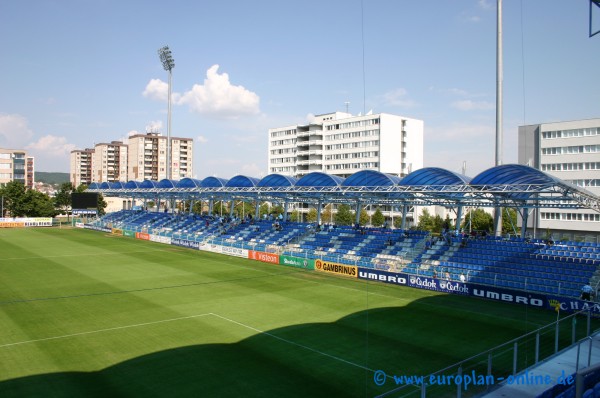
158,45,175,180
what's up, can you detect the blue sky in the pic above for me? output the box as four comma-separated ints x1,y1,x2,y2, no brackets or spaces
0,0,598,179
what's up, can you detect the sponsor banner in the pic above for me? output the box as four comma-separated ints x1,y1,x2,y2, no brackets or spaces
469,284,547,308
407,275,470,295
545,295,600,315
135,232,150,241
199,243,221,254
279,255,315,270
83,225,111,233
0,222,25,228
220,245,248,258
75,222,84,229
0,217,52,227
248,250,279,264
171,238,199,250
111,228,123,236
315,259,357,278
123,230,135,238
150,234,172,245
358,268,408,286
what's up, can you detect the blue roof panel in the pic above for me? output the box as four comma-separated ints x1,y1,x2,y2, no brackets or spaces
157,179,179,189
225,175,260,187
342,170,400,187
176,178,203,188
400,167,471,186
296,172,344,187
258,174,298,187
201,176,229,188
139,180,159,189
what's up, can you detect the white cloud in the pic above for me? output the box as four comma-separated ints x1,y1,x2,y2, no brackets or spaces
142,78,169,102
26,135,76,154
177,65,260,118
478,0,493,10
241,162,263,177
380,88,417,108
0,113,35,148
145,120,163,133
26,135,77,172
197,135,208,143
451,100,495,111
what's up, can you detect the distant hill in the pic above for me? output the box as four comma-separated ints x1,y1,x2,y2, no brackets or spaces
35,172,70,185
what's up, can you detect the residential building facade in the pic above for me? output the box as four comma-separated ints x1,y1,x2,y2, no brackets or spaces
70,148,94,187
92,141,128,183
268,112,423,178
127,132,193,181
518,118,600,241
0,148,33,188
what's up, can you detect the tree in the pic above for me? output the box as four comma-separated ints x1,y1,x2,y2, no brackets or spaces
306,208,317,223
0,181,28,217
461,208,493,232
25,190,56,217
335,204,354,226
417,208,435,232
501,207,519,235
358,208,369,226
371,207,385,227
54,182,74,219
97,194,108,217
321,204,334,224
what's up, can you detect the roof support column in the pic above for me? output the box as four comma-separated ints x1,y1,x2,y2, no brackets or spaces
208,199,214,215
521,207,529,239
229,200,235,218
456,205,464,233
284,200,289,222
157,198,161,212
355,201,362,226
189,200,194,214
316,199,322,226
493,204,502,236
401,205,407,230
255,201,260,220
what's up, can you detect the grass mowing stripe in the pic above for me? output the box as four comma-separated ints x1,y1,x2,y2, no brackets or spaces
0,313,212,348
0,248,180,262
210,313,375,372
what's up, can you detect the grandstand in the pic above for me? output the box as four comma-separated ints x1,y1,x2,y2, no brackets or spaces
91,208,600,300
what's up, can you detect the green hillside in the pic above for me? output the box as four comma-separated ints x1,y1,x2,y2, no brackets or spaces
35,171,69,184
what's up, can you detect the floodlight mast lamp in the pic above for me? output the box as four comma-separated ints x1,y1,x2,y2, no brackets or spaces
158,46,175,180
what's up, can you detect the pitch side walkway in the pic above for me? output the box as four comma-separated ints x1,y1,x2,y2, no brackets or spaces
481,332,600,398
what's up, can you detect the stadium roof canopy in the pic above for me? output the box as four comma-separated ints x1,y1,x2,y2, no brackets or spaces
86,164,600,212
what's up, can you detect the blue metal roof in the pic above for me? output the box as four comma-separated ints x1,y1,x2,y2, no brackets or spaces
99,182,110,189
108,182,125,189
139,180,159,189
225,175,260,187
470,164,559,186
258,174,298,187
124,180,142,189
201,176,229,188
88,182,99,189
176,178,203,188
400,167,471,186
157,179,179,189
342,170,401,187
296,172,345,187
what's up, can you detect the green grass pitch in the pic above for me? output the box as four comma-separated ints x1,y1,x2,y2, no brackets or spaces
0,228,591,397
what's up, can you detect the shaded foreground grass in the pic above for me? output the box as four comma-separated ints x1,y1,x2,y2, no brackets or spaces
0,228,582,397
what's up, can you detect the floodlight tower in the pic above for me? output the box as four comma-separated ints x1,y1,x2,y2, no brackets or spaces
158,46,175,180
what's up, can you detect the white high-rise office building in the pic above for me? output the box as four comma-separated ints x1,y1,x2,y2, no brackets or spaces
268,112,423,178
518,118,600,240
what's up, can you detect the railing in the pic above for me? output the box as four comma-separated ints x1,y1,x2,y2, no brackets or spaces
375,308,600,398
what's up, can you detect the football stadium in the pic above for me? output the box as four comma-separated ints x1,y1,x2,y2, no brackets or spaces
2,165,600,398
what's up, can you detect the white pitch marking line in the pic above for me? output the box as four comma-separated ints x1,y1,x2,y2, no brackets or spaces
209,312,374,372
0,313,212,348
